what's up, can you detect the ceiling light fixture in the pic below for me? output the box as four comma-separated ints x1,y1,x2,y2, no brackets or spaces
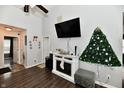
5,27,12,31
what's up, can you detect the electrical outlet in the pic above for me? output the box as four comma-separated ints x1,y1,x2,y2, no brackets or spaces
107,74,111,80
34,58,37,63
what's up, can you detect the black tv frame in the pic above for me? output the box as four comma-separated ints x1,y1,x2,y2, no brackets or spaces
55,17,81,38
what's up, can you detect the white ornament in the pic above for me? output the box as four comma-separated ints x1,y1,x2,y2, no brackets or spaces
109,57,111,61
93,44,95,46
100,40,103,42
97,37,100,39
108,45,111,48
103,49,106,51
105,59,108,62
97,47,99,50
98,60,100,62
89,47,92,49
105,53,108,55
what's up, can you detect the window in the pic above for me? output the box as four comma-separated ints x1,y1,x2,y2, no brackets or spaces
4,39,11,54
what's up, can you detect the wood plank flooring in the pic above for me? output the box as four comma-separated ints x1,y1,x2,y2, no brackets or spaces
0,67,80,88
11,63,25,73
0,66,104,88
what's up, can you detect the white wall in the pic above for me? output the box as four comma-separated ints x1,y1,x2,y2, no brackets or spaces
0,5,43,68
43,5,124,87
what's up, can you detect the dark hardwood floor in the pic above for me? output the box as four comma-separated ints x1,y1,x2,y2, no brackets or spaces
0,67,80,88
11,63,25,73
4,57,25,73
0,66,105,88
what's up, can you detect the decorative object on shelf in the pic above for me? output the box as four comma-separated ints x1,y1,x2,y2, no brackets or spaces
56,49,69,55
80,27,121,66
75,46,77,56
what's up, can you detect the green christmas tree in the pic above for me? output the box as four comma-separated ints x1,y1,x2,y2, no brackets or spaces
80,27,121,66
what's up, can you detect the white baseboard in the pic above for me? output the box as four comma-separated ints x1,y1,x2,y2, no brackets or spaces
95,81,117,88
25,62,44,69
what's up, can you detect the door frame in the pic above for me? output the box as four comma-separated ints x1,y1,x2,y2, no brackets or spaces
43,36,50,63
0,23,27,68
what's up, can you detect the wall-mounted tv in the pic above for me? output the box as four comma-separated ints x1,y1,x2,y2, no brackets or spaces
55,18,81,38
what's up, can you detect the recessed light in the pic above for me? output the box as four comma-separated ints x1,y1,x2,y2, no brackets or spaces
5,27,12,31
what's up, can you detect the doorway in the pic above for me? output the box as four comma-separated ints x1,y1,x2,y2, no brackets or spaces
4,36,20,66
43,37,50,63
4,36,25,72
4,36,13,65
0,23,27,73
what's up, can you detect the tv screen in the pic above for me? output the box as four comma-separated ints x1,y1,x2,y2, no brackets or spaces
55,18,81,38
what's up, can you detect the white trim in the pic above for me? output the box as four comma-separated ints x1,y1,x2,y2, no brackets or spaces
95,81,117,88
25,62,43,68
43,36,50,63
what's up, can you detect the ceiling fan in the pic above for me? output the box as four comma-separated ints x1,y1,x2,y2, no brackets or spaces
24,5,48,13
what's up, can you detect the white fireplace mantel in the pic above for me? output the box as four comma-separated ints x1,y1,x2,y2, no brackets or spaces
52,52,79,83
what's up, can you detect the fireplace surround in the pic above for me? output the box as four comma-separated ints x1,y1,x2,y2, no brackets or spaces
52,52,79,83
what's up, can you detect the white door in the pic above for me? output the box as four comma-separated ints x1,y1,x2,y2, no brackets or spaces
43,37,50,63
13,37,19,64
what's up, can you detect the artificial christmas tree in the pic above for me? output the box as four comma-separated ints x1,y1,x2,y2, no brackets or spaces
80,27,121,66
